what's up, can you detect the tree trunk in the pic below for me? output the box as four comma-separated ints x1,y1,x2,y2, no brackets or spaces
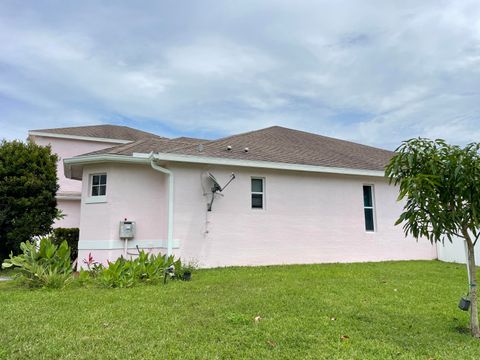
465,235,480,338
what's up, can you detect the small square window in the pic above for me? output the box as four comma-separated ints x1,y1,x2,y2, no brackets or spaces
91,174,107,197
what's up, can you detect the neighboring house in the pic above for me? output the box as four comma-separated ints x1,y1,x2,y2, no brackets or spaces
62,125,437,268
28,125,162,228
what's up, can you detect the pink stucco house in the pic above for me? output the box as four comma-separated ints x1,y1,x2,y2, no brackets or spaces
55,125,437,268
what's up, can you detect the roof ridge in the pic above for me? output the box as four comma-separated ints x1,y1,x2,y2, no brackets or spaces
163,126,279,154
269,126,392,153
162,140,209,153
173,136,208,141
163,125,392,155
211,125,278,143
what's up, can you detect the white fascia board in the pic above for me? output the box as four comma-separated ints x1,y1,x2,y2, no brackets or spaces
63,153,385,177
64,154,150,165
63,155,150,179
64,152,385,178
28,131,131,144
56,194,82,201
147,152,386,177
63,154,150,165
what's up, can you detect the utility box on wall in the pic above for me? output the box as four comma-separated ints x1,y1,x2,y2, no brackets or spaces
119,220,135,239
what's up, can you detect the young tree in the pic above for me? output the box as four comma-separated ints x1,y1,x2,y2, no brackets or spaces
385,138,480,338
0,140,60,261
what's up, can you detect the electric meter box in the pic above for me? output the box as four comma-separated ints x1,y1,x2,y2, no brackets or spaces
119,221,135,239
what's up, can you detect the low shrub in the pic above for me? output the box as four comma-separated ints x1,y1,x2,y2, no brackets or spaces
3,239,194,289
98,257,135,288
133,250,181,282
2,237,72,288
94,251,186,288
51,228,79,262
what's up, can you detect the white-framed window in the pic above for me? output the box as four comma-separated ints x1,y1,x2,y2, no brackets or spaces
363,185,376,232
251,177,265,209
90,173,107,197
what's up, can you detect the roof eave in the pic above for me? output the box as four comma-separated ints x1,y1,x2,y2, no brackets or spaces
64,152,386,179
64,154,151,180
150,152,385,177
28,131,132,144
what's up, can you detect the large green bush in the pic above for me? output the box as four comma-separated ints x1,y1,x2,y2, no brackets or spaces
2,237,72,288
0,140,60,261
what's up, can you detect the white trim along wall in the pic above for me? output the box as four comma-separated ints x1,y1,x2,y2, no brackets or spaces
78,239,181,250
64,152,386,180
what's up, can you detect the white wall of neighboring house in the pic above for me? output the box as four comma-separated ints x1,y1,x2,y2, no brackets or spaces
437,238,480,265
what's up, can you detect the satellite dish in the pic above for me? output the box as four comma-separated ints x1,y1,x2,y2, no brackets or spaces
208,172,222,193
207,172,236,211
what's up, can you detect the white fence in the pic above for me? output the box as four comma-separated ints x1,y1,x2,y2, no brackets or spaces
437,237,480,265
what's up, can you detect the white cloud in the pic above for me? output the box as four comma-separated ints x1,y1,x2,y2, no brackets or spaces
0,0,479,148
166,39,277,77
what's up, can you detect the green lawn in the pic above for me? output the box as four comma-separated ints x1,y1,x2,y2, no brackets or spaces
0,261,479,359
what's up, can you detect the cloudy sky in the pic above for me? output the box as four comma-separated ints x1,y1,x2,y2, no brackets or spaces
1,0,479,149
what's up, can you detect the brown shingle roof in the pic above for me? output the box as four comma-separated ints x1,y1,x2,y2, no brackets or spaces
172,136,209,144
81,138,201,156
31,124,162,141
80,126,393,171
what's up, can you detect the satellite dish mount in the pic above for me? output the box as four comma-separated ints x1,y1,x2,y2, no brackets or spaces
208,172,236,211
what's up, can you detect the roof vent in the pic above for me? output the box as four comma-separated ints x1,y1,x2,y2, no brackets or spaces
244,147,249,153
198,144,204,152
226,145,232,151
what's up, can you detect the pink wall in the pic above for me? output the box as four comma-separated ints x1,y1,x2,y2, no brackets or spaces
78,163,168,266
172,165,436,267
77,161,437,268
31,135,118,194
31,135,119,230
55,200,81,228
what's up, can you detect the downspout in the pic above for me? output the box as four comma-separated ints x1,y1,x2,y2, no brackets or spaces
149,155,174,257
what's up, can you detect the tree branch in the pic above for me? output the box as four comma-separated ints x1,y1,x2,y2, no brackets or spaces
473,231,480,247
